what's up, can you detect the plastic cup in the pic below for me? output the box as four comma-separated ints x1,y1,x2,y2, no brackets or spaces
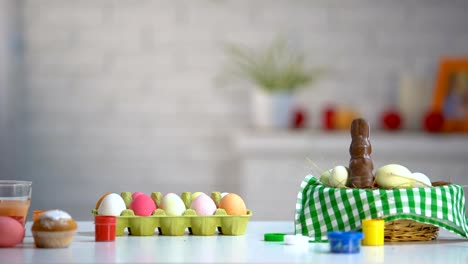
362,219,384,246
95,216,116,242
0,180,32,226
328,231,364,254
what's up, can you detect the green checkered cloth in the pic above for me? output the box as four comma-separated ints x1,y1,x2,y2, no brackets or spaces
295,175,468,241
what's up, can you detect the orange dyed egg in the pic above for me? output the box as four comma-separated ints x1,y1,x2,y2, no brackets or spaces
218,193,247,215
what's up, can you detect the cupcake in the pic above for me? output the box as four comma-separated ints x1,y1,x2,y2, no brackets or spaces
31,210,78,248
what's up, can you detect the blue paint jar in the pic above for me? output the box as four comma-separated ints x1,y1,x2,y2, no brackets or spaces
327,231,364,254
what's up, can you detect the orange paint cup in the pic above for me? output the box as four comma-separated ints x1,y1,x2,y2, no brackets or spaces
33,210,45,222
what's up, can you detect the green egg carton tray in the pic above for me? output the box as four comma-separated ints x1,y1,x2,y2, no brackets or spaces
91,192,252,236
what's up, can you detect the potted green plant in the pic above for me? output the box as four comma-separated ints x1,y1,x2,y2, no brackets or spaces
220,37,324,129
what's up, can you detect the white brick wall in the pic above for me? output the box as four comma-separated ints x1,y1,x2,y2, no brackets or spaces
0,0,15,177
2,0,467,219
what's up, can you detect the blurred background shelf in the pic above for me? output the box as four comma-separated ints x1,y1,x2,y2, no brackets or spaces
233,130,468,220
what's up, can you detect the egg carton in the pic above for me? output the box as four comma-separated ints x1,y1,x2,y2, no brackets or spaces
91,192,252,236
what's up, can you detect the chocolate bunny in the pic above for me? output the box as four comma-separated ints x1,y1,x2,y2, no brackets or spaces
349,118,374,188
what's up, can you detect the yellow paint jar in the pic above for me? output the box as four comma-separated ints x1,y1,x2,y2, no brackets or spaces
362,219,384,246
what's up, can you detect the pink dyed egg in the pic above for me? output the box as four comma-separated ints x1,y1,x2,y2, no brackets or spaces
130,194,156,216
190,193,217,216
132,192,144,200
0,216,25,247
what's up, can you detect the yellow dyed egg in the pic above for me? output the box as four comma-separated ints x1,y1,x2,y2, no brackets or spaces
191,192,205,201
319,169,332,186
329,165,348,188
375,164,413,189
161,193,186,216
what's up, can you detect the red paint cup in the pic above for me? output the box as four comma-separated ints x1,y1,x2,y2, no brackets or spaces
95,216,116,242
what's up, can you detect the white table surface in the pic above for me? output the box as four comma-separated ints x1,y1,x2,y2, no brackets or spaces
2,221,468,263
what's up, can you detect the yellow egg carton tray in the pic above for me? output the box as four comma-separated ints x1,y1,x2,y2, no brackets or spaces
91,191,252,236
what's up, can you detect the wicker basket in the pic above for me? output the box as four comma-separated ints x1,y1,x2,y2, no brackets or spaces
384,181,448,242
384,219,439,242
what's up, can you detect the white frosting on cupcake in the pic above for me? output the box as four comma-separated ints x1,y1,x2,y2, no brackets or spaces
41,210,72,220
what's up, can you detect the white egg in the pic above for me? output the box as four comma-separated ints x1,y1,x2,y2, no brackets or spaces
221,192,229,198
161,193,186,216
410,172,432,187
329,166,348,188
375,164,413,189
98,193,127,216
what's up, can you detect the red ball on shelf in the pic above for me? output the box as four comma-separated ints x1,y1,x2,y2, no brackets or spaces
423,111,444,133
291,107,307,129
322,106,335,130
381,109,402,131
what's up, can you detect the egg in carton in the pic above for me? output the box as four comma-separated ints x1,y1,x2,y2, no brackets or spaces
91,192,252,236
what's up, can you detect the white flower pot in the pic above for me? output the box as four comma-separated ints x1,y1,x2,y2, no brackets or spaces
251,89,294,129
